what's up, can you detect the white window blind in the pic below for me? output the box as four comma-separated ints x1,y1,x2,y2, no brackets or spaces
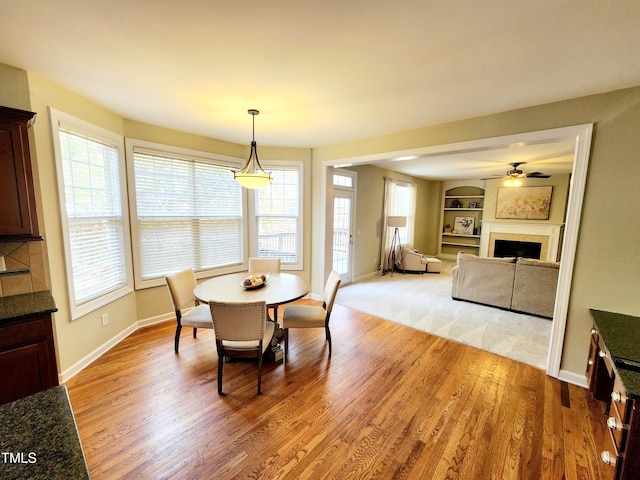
132,149,244,282
391,181,417,246
255,165,302,266
51,108,133,319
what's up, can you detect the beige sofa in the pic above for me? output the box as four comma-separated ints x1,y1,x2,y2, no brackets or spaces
451,252,559,318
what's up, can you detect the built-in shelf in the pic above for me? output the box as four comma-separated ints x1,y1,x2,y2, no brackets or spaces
442,242,480,248
439,181,485,258
0,268,30,277
444,195,484,198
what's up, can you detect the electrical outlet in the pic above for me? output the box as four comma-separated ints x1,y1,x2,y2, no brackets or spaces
101,313,109,327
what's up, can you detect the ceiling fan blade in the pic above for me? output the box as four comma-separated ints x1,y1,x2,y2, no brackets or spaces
525,172,551,178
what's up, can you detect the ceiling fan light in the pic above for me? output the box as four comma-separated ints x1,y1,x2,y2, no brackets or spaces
503,178,522,187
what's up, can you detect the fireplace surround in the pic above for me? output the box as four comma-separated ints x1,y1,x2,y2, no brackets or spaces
480,221,563,262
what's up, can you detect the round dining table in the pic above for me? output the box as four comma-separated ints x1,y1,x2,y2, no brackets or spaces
194,272,310,362
193,272,310,323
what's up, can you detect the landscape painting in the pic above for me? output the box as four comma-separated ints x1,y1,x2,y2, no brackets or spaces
496,186,553,220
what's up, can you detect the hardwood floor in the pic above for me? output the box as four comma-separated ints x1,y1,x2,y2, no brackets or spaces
66,300,613,479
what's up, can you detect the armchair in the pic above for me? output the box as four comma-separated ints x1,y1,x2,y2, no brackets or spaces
397,246,442,273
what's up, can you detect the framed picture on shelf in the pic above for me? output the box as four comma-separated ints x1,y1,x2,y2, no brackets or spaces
468,201,478,208
454,216,475,235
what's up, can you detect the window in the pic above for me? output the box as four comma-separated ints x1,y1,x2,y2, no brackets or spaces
254,163,303,269
333,173,353,187
50,109,133,319
127,140,245,288
391,182,415,245
381,177,417,271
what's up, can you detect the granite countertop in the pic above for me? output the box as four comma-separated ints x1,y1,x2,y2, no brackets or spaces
590,309,640,400
0,385,90,479
0,291,57,322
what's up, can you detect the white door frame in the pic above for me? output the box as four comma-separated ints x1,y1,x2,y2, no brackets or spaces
332,188,356,285
319,123,593,382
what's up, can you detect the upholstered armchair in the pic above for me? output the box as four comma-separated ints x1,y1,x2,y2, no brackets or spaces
396,246,442,273
398,246,429,272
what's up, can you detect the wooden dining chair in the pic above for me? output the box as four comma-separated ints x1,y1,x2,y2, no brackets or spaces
282,270,341,362
209,300,275,395
165,269,213,353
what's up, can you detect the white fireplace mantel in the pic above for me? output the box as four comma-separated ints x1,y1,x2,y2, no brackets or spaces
480,221,564,262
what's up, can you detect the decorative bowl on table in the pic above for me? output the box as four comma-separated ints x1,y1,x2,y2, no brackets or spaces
241,273,270,290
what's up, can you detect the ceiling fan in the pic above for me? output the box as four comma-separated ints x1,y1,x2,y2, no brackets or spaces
483,162,551,182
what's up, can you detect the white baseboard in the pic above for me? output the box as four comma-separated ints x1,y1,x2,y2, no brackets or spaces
353,271,377,283
557,368,588,389
59,312,174,384
138,312,174,329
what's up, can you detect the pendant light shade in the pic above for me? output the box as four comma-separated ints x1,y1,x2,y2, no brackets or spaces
232,109,273,189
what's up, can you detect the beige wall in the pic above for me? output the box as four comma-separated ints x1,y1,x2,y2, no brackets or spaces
313,87,640,377
1,65,311,377
483,174,571,223
4,61,640,381
0,63,30,109
343,164,439,279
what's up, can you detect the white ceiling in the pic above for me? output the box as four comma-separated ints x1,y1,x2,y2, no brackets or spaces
366,138,578,180
2,1,639,179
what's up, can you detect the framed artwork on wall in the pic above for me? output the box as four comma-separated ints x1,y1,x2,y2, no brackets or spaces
454,216,475,235
496,186,553,220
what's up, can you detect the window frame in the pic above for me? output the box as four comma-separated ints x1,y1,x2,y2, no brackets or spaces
248,160,304,270
125,138,247,289
50,108,134,320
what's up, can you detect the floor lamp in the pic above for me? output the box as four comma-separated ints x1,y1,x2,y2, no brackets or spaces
386,216,406,277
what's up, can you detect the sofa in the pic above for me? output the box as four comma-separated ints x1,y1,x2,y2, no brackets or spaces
451,252,559,318
397,246,442,273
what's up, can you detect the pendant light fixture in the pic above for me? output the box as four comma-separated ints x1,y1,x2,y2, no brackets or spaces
232,109,273,189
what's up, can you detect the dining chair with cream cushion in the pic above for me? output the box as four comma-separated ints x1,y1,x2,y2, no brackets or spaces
165,269,213,353
209,300,275,395
282,270,341,362
248,257,281,274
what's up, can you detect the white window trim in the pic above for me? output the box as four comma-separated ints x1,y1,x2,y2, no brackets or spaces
125,138,247,289
248,160,304,270
49,108,134,320
333,168,357,192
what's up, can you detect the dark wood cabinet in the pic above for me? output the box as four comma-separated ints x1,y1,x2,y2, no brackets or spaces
0,105,41,241
587,315,640,480
587,327,615,406
0,312,58,406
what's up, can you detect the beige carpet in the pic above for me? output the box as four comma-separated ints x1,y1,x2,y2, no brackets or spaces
335,260,551,369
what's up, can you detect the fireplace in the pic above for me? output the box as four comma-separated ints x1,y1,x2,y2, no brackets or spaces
494,239,542,259
480,221,563,262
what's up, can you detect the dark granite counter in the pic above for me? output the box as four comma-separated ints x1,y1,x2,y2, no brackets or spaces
590,309,640,400
0,386,90,479
0,291,57,322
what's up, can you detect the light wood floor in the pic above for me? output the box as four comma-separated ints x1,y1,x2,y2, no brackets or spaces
66,300,613,479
